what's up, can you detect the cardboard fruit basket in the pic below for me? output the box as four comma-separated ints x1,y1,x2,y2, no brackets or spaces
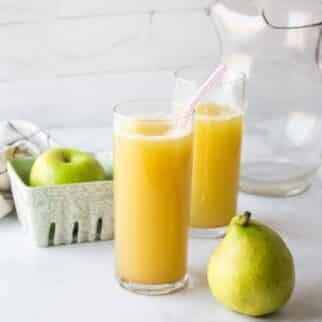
7,152,113,247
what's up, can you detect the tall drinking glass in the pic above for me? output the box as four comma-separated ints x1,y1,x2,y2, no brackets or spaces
113,100,193,295
175,68,246,238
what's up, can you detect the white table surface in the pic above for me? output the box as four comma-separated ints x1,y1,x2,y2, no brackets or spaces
1,129,322,322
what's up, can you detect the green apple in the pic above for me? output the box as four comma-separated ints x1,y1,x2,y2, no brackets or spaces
208,212,295,317
29,148,106,186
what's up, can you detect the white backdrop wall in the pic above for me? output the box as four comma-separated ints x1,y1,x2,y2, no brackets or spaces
0,0,221,129
1,0,322,131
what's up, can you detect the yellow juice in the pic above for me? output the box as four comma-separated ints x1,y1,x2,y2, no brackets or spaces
114,120,192,285
191,103,243,228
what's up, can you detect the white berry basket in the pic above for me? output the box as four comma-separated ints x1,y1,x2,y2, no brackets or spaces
7,152,113,247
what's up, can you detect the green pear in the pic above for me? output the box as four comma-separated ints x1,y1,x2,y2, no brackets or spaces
208,212,295,317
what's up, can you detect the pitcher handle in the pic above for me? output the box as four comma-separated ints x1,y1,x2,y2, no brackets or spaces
261,9,322,30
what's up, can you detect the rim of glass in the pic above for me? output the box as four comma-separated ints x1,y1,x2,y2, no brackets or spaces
174,65,247,87
113,99,194,122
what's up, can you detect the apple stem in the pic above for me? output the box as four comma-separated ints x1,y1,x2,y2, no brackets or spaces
242,211,252,226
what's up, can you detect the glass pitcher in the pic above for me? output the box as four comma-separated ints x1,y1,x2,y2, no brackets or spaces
210,0,322,196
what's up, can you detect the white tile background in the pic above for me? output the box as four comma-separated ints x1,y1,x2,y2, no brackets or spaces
0,0,322,130
0,0,221,129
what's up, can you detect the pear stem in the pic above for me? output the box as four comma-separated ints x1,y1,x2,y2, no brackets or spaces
242,211,252,227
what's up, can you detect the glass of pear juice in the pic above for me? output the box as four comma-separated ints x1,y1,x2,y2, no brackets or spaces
113,100,193,295
175,68,246,238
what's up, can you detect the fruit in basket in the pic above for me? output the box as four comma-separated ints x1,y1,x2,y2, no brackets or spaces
208,212,295,317
29,148,106,186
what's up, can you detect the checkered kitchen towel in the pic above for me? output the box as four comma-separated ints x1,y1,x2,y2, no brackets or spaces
0,121,57,218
